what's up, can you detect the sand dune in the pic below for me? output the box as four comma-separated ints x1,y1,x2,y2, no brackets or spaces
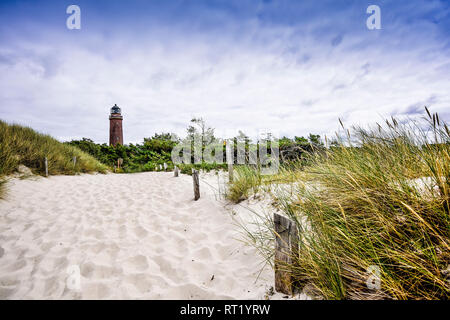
0,172,276,299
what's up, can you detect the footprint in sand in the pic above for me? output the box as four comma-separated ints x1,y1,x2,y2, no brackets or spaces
133,225,148,239
122,254,149,272
0,275,20,287
81,262,122,279
124,273,153,294
82,282,111,299
44,275,64,297
84,228,104,240
0,286,17,299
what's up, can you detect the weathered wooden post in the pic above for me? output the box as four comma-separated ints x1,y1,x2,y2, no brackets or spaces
44,157,48,177
159,164,163,171
73,156,77,167
192,169,200,201
174,166,179,177
226,140,233,183
118,158,123,169
228,163,233,183
163,162,168,171
274,213,299,295
113,164,116,173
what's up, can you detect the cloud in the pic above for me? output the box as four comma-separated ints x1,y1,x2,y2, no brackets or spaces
0,0,449,144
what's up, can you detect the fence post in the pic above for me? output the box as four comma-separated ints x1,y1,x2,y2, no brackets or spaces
274,213,299,295
73,156,77,167
192,169,200,201
226,140,234,184
228,163,233,183
174,166,179,177
44,157,48,177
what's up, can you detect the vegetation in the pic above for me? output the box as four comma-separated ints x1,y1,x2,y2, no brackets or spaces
67,133,177,173
234,109,449,300
226,133,324,203
177,162,227,175
0,120,108,198
226,165,263,203
68,116,322,175
3,108,445,299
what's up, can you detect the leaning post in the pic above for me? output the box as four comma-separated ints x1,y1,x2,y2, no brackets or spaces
274,213,299,295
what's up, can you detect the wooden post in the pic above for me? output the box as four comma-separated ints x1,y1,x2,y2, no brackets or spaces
113,164,116,173
228,163,233,183
174,166,179,177
226,140,233,183
192,169,200,201
73,156,77,167
44,157,48,177
163,162,167,171
159,164,163,171
118,158,123,169
274,213,299,295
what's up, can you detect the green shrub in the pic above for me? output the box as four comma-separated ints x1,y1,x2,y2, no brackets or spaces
67,133,177,172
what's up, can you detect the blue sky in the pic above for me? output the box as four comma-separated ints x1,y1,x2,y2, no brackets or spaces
0,0,449,143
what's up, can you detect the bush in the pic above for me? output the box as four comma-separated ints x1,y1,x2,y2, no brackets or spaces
67,133,177,173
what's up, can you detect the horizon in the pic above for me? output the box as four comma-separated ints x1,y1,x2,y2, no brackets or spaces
0,0,449,144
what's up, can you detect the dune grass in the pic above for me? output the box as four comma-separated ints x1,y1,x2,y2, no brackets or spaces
226,165,263,203
236,110,449,299
0,120,108,197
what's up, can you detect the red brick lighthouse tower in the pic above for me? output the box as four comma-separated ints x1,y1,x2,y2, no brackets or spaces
109,104,123,146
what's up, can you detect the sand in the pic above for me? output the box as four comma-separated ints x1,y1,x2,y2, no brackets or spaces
0,171,280,300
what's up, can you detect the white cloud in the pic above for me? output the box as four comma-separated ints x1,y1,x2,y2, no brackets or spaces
0,17,449,144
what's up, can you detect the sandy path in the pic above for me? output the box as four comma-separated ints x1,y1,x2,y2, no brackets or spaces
0,172,272,299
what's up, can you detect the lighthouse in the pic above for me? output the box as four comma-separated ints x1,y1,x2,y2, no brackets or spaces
109,104,123,146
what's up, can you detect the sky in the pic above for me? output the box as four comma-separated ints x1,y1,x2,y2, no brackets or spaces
0,0,449,144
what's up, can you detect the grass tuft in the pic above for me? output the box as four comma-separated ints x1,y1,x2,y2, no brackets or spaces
227,165,262,203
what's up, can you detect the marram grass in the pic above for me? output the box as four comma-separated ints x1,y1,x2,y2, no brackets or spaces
0,120,108,197
226,165,263,203
236,110,449,300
